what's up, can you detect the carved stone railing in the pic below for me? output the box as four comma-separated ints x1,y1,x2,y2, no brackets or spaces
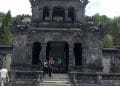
31,21,84,28
70,72,120,85
9,70,43,79
9,70,43,86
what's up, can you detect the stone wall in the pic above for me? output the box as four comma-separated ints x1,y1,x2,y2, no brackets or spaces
102,57,111,73
30,0,88,23
3,54,12,70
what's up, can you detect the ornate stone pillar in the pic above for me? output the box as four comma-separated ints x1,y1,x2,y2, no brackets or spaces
39,8,43,21
40,43,47,62
65,9,68,22
27,42,33,70
69,43,75,71
74,10,77,22
49,9,53,20
39,43,47,70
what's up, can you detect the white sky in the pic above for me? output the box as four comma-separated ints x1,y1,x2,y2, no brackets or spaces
0,0,120,18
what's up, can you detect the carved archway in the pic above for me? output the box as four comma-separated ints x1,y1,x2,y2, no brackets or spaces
46,41,69,73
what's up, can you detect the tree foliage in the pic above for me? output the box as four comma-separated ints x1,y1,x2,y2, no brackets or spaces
0,12,6,22
103,35,114,48
0,11,23,45
93,14,120,47
12,15,22,26
0,11,12,45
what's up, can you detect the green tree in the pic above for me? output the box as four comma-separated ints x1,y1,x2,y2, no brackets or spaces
93,14,120,47
103,35,114,48
12,15,22,25
0,12,6,22
0,11,12,45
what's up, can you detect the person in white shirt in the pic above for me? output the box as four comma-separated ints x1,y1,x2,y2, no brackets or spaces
0,67,9,86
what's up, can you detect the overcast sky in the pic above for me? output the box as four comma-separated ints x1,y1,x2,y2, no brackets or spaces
0,0,120,18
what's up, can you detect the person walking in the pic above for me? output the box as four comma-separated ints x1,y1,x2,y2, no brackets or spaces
48,57,54,77
43,59,48,77
0,67,9,86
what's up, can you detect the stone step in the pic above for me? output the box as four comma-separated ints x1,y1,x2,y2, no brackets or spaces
41,74,72,86
78,84,98,86
41,83,72,86
43,78,70,81
43,74,69,79
42,80,71,84
51,74,69,77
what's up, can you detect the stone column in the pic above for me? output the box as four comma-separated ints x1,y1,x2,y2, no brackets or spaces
65,9,68,22
85,34,103,72
39,8,43,21
74,10,77,22
39,43,47,70
69,43,75,71
40,43,47,62
27,42,33,70
49,9,53,20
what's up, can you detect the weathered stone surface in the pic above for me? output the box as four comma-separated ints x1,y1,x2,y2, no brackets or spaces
11,0,104,72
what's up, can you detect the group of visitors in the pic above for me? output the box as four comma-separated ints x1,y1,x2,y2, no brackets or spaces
43,57,54,77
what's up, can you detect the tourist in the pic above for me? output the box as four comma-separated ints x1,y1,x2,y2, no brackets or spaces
48,57,54,77
43,59,48,77
0,66,9,86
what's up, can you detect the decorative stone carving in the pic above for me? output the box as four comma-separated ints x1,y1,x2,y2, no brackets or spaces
80,0,89,7
86,17,105,38
29,0,38,6
11,0,104,73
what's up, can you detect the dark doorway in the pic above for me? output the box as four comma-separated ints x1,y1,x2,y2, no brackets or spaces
74,43,82,66
32,42,41,65
43,6,49,20
52,7,65,22
68,7,74,22
46,41,69,73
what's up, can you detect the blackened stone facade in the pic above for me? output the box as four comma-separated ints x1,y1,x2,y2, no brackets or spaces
11,0,104,73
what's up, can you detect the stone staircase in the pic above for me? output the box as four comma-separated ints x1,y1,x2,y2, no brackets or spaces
41,74,72,86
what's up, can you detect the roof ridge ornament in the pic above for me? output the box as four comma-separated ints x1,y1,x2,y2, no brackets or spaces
29,0,38,6
80,0,89,7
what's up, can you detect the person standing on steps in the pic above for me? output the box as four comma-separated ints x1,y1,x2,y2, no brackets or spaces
0,66,9,86
48,57,54,77
43,59,49,77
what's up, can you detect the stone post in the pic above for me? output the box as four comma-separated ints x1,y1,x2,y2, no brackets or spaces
97,72,102,85
69,43,75,71
10,70,17,86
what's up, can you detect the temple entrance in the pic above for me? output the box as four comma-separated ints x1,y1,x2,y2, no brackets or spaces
74,43,82,66
46,41,69,73
32,42,41,65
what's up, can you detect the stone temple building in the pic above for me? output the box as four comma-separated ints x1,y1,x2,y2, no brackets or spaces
11,0,105,73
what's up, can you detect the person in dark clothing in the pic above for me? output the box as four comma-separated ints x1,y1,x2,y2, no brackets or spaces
43,60,48,77
48,57,54,77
